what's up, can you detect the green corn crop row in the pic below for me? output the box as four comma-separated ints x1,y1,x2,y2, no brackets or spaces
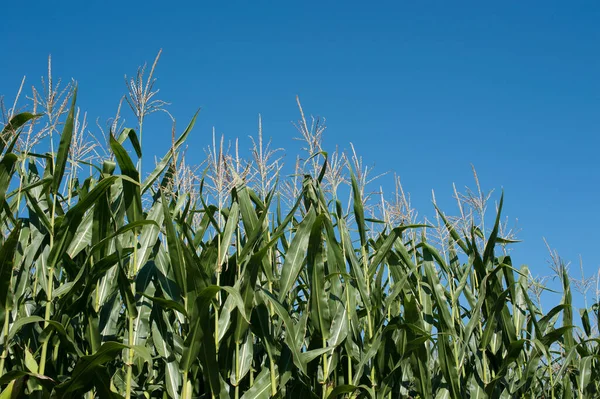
0,88,598,399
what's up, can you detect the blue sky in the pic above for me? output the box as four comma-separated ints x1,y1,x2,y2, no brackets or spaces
1,1,599,306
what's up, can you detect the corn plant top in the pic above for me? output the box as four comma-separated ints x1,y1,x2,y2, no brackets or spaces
0,89,598,399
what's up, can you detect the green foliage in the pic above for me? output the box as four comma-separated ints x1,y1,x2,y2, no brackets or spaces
0,90,598,399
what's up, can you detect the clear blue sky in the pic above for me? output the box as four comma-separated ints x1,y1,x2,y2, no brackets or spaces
1,1,599,305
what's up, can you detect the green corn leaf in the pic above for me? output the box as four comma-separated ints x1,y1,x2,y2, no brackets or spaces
53,342,128,396
349,167,366,247
0,153,18,208
151,308,181,398
180,286,223,395
240,367,273,399
52,88,77,194
482,192,504,265
0,221,21,311
160,189,186,296
110,133,142,224
0,371,54,393
141,109,199,194
0,112,41,154
218,201,239,266
48,175,118,269
308,213,331,340
279,207,316,301
260,289,306,375
116,127,142,158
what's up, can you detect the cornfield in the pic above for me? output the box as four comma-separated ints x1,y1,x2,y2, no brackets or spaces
0,61,598,399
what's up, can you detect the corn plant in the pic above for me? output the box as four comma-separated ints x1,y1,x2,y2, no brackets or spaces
0,78,598,399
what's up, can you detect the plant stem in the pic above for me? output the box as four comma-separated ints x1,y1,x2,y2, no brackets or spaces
215,272,220,352
182,373,192,399
125,315,135,399
0,298,11,375
322,337,329,399
125,228,140,399
340,222,353,385
39,172,58,376
361,246,376,387
269,356,277,397
38,265,54,376
234,340,240,399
